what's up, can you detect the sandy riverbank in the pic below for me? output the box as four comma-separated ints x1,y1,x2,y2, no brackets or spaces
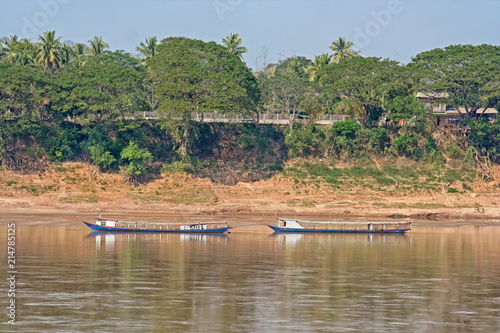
1,162,499,226
1,195,499,227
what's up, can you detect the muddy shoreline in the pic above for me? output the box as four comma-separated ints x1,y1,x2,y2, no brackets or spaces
0,204,498,227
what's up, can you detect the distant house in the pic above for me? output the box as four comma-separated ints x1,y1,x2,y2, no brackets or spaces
415,92,498,127
415,92,448,113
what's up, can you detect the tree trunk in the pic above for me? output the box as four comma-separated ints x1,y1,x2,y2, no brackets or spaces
179,125,190,158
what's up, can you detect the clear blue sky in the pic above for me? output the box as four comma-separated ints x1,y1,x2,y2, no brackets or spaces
1,0,499,70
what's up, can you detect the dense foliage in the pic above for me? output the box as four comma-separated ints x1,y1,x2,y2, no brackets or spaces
1,32,499,182
147,37,260,156
411,44,500,119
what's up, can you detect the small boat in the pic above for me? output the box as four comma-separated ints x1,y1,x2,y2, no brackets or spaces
83,217,233,233
267,218,411,233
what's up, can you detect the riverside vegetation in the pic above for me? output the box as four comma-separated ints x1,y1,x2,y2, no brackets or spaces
1,32,499,208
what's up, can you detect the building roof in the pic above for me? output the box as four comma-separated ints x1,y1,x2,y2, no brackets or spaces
444,108,498,115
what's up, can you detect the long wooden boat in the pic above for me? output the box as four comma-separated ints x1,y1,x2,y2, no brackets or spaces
83,217,233,233
267,218,411,233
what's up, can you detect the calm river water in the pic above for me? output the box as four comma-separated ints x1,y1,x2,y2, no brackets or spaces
1,216,500,332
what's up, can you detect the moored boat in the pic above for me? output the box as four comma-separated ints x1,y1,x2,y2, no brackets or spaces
83,217,233,233
267,218,411,233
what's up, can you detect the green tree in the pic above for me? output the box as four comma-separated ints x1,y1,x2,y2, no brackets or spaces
3,39,37,66
36,30,62,70
222,33,248,60
326,119,363,159
0,35,19,62
331,118,361,140
276,56,312,79
466,119,500,163
389,133,421,159
259,57,314,133
284,123,325,158
0,64,45,118
71,43,88,66
386,95,429,130
0,63,50,171
60,43,74,65
329,37,359,63
49,51,146,121
74,43,87,56
80,126,117,169
334,99,364,119
136,36,158,61
91,144,117,168
1,35,19,48
45,122,81,161
321,57,403,125
366,127,390,153
306,53,332,82
147,37,259,156
120,141,153,181
88,36,109,55
411,44,500,119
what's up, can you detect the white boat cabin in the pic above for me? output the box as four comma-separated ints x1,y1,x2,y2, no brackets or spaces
279,219,304,229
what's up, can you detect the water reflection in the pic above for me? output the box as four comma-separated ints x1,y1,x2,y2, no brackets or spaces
3,223,500,332
271,232,410,245
87,232,228,253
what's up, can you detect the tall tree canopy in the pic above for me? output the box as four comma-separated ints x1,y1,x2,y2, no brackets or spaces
0,64,45,118
321,57,403,124
60,43,74,66
329,37,359,63
36,30,62,70
88,36,109,56
136,36,158,61
147,37,259,155
72,43,88,65
222,33,248,60
410,44,500,119
49,51,146,121
306,53,332,82
2,39,37,66
259,56,317,132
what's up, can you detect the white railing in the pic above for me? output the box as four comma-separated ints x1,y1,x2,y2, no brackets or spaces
128,112,348,125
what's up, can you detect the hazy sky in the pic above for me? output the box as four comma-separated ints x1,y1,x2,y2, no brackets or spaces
2,0,499,70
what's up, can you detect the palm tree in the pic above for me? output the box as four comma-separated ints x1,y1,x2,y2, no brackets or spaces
69,43,89,66
1,35,19,48
306,53,332,82
222,33,248,60
88,36,109,55
1,35,18,62
5,48,33,65
36,30,62,70
1,37,37,65
136,36,158,60
72,43,88,65
74,43,88,55
329,37,358,63
60,43,75,65
11,46,35,66
0,42,5,62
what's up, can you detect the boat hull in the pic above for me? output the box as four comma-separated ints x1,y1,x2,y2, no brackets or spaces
83,221,232,233
266,224,410,233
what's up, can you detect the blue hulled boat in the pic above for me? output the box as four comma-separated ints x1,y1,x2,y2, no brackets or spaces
83,217,233,233
267,218,411,233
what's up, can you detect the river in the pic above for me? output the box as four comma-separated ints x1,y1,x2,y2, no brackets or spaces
1,214,499,332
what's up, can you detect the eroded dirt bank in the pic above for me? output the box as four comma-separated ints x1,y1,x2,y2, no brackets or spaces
1,162,499,225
